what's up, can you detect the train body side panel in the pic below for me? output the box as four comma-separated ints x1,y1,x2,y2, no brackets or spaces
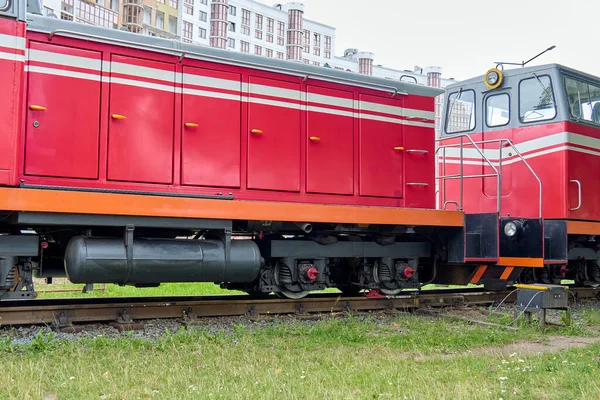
0,19,25,186
13,30,439,209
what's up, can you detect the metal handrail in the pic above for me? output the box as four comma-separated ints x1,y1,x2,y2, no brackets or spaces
435,135,543,218
435,135,500,212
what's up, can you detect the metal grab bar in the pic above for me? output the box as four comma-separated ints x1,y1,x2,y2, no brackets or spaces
570,179,582,211
435,135,543,219
435,134,500,213
45,29,407,97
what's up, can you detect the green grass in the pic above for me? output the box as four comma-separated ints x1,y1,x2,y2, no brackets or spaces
33,279,480,300
1,312,599,399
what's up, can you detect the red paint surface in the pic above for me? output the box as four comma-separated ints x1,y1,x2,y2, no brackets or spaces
107,55,175,184
0,19,25,186
440,121,600,222
359,94,404,198
247,76,301,192
24,42,101,179
306,85,354,195
181,66,242,188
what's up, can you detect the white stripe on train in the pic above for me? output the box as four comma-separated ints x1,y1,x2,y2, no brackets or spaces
440,132,600,164
25,48,435,122
24,64,436,128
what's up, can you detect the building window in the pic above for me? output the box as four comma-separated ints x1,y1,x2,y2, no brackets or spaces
199,10,207,22
168,15,177,35
267,18,274,33
155,11,164,29
156,0,164,4
229,5,236,16
183,20,192,43
277,21,284,45
255,14,263,39
200,0,207,4
199,27,206,39
169,0,177,9
324,35,331,59
184,0,193,15
313,61,320,66
303,59,309,64
241,9,250,35
277,51,284,60
266,49,273,58
313,33,321,56
229,22,235,32
228,38,235,49
143,6,151,25
255,45,262,56
266,34,273,43
304,29,310,53
241,41,249,53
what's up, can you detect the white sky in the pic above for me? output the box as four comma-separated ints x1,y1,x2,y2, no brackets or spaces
293,0,598,82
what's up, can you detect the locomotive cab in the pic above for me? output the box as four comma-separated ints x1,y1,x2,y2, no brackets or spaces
440,64,600,285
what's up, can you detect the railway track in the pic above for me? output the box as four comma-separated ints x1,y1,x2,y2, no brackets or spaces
0,287,598,328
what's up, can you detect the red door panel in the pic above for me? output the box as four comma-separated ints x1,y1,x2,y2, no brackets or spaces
247,76,301,192
181,67,241,188
306,85,353,195
359,94,404,198
107,55,175,184
24,42,102,179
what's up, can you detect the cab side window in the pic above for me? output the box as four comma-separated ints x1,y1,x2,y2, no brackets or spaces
565,76,600,124
486,93,510,127
519,75,556,123
445,89,476,134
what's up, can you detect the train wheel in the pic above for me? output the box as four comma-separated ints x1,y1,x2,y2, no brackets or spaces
372,262,402,296
275,290,311,299
273,262,311,299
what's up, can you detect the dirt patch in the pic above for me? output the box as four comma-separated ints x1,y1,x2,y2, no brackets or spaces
413,336,600,361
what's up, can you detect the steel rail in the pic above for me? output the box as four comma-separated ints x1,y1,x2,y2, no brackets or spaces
1,288,597,327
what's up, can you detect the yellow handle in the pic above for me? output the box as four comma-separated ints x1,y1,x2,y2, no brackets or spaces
309,136,321,142
251,129,263,134
394,146,404,151
185,123,199,128
29,105,46,111
112,114,127,120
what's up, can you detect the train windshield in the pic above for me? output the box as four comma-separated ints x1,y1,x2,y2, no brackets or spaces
0,0,9,11
565,76,600,123
445,89,476,134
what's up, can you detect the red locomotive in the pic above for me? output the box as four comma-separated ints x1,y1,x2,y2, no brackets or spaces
0,0,594,301
440,65,600,287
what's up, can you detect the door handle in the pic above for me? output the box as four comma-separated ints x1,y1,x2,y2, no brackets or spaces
570,179,581,211
309,136,321,141
111,114,127,120
394,147,404,151
185,123,199,127
406,149,428,155
251,129,263,134
29,105,47,111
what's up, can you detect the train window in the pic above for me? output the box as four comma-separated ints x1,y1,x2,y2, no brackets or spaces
0,0,9,10
485,93,510,127
445,89,475,134
565,77,592,121
519,75,556,123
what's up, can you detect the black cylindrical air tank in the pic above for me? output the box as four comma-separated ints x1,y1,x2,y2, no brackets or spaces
64,236,262,285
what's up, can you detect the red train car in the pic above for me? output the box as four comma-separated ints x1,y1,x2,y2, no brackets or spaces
1,0,551,301
440,64,600,286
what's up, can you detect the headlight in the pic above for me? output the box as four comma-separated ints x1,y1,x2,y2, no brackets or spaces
486,71,499,85
484,68,503,89
504,222,518,237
